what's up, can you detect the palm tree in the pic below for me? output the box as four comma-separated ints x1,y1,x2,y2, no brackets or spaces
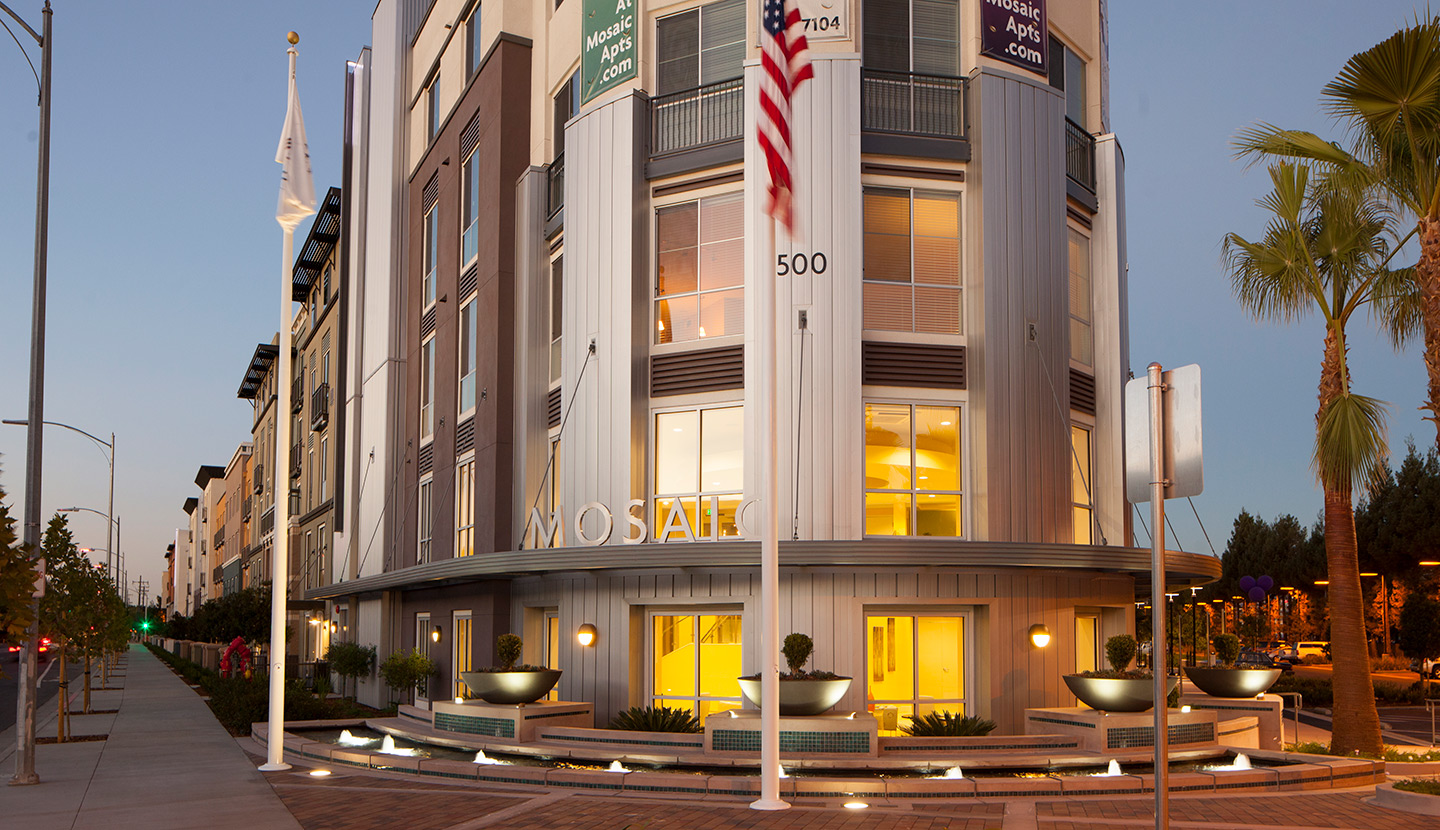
1223,163,1393,756
1236,19,1440,443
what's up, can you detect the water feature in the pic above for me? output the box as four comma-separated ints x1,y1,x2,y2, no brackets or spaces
1093,759,1123,777
337,729,375,747
928,766,964,779
473,750,509,766
607,761,630,773
1204,753,1251,772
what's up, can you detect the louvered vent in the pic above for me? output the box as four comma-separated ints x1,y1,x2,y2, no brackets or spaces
418,441,434,475
456,417,475,456
547,387,562,428
651,346,744,397
862,342,965,389
422,174,439,213
1070,368,1097,416
421,307,437,339
461,115,482,160
459,264,478,300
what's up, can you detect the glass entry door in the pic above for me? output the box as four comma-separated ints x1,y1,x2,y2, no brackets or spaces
866,613,970,734
650,612,743,717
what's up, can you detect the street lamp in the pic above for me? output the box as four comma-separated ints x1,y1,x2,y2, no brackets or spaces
0,0,54,788
58,507,121,600
2,420,114,588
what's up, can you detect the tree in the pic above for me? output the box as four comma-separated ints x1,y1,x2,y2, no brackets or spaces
325,641,377,699
378,649,438,705
1399,593,1440,661
38,513,97,740
1223,163,1394,755
1237,19,1440,442
0,486,38,678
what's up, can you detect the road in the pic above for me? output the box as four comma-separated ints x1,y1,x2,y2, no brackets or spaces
0,654,84,733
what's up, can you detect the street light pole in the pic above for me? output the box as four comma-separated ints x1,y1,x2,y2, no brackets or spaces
2,422,116,589
2,0,52,788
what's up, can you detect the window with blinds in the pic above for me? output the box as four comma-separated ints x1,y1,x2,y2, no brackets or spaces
862,187,962,335
863,0,960,76
656,0,745,94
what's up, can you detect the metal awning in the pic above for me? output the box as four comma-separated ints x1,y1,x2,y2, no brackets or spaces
292,187,343,302
236,343,280,399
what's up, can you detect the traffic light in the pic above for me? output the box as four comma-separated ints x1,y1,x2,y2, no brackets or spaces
139,620,151,632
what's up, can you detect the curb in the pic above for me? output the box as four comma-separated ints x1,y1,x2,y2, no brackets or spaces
1370,782,1440,816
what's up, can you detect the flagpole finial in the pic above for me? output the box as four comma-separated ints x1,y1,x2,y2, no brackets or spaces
287,31,300,45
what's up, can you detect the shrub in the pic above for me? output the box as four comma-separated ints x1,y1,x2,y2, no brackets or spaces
901,711,997,737
325,641,377,697
496,634,522,670
782,633,814,675
1395,779,1440,795
205,675,268,736
378,648,439,702
1212,633,1241,666
1105,635,1137,673
1372,655,1411,672
607,706,703,733
1269,673,1333,706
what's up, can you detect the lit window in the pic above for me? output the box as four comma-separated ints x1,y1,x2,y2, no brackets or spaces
864,403,962,537
423,203,438,307
421,336,436,441
462,148,479,265
863,188,961,334
550,257,563,383
454,611,473,698
459,299,477,414
1071,425,1093,545
651,613,742,717
656,193,743,344
1069,229,1092,366
866,613,968,735
654,406,743,540
418,476,433,564
456,456,475,557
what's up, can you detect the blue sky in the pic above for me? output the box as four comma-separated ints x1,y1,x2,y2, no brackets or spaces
0,1,1432,604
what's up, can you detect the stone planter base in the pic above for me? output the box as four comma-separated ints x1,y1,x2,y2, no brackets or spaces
1024,706,1218,753
1180,693,1284,750
703,710,878,757
1371,783,1440,817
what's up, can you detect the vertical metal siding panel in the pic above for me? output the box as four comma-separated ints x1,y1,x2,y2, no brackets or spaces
1021,83,1043,544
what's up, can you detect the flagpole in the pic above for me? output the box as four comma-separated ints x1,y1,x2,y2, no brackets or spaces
261,32,310,771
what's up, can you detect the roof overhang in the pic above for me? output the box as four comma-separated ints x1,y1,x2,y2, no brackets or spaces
237,343,280,399
292,187,343,302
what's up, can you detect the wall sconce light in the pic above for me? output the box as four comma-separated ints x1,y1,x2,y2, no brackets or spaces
329,621,337,632
307,616,321,627
577,623,597,647
431,625,442,644
1029,624,1051,649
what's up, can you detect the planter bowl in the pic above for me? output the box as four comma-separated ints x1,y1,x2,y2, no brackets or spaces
1183,666,1281,698
1063,674,1180,713
737,676,852,716
460,669,563,705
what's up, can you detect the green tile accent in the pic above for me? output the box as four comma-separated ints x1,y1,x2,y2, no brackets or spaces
1026,715,1097,729
539,732,702,748
1105,722,1214,750
522,709,589,721
713,729,870,754
434,711,516,738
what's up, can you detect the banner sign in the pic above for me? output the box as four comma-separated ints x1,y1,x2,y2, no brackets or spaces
980,0,1048,76
582,0,637,104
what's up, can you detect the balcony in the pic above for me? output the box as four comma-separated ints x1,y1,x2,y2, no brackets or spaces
861,69,967,140
213,528,224,550
650,77,744,158
261,507,274,535
290,443,303,480
291,378,304,413
253,464,264,494
241,497,252,523
1065,117,1096,192
546,153,564,220
310,382,329,431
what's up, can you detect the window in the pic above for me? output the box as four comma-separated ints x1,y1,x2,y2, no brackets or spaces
655,193,743,344
318,523,327,586
547,437,561,514
427,73,442,141
544,612,560,701
553,71,579,159
423,204,439,307
1048,36,1086,125
319,436,328,502
459,297,477,414
454,611,473,698
654,406,743,540
466,4,482,78
864,403,962,537
420,336,436,441
1075,613,1099,674
651,612,742,717
656,0,745,94
1071,425,1093,545
549,257,563,382
456,455,475,558
866,612,970,734
863,188,961,334
418,475,433,564
415,613,432,662
462,147,479,265
863,0,960,76
1068,229,1092,366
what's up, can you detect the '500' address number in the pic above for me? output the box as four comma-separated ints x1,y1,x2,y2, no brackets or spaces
777,253,828,276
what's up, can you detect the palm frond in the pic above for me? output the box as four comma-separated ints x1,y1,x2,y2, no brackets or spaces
1323,19,1440,143
1369,265,1421,348
1315,392,1390,491
1235,124,1362,168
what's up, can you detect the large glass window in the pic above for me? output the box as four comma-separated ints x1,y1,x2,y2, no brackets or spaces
1069,229,1092,366
418,476,433,564
466,4,482,78
462,147,479,265
420,336,436,441
656,193,743,344
656,0,745,94
863,188,961,334
1071,425,1093,545
456,455,475,558
550,257,563,383
651,613,742,717
423,204,439,307
864,403,962,537
459,298,477,414
866,613,969,735
863,0,960,75
1048,36,1087,125
454,611,473,698
654,406,743,540
1075,613,1099,674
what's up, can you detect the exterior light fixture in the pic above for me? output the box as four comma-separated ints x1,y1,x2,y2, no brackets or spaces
1028,624,1051,648
455,696,464,704
307,617,321,626
431,625,442,643
1314,580,1329,586
329,621,337,632
577,623,597,647
843,800,868,810
309,769,331,777
1421,561,1440,567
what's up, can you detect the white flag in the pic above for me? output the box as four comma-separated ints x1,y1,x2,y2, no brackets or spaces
276,51,317,228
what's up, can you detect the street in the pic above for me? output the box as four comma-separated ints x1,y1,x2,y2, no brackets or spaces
0,655,82,734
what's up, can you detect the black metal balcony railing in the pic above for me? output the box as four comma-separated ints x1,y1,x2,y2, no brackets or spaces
241,497,252,523
1065,117,1096,192
310,382,330,431
253,464,264,494
261,507,275,535
546,153,564,219
861,69,967,139
214,528,224,550
290,444,303,479
651,77,744,156
291,378,304,413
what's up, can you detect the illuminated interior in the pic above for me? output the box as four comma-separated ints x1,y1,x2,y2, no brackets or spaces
652,613,742,717
864,404,962,536
861,188,962,334
654,407,743,539
866,614,967,735
1075,614,1098,674
453,613,472,698
1071,425,1093,545
545,613,560,701
655,193,744,343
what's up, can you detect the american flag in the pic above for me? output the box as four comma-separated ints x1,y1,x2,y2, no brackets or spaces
758,0,813,231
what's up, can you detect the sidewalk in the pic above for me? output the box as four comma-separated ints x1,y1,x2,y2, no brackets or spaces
2,643,301,830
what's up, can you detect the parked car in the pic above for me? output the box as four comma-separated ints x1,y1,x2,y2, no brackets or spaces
4,636,52,660
1236,650,1294,673
1410,657,1440,679
1295,641,1329,659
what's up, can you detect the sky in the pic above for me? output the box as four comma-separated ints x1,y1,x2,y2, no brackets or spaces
0,1,1433,606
